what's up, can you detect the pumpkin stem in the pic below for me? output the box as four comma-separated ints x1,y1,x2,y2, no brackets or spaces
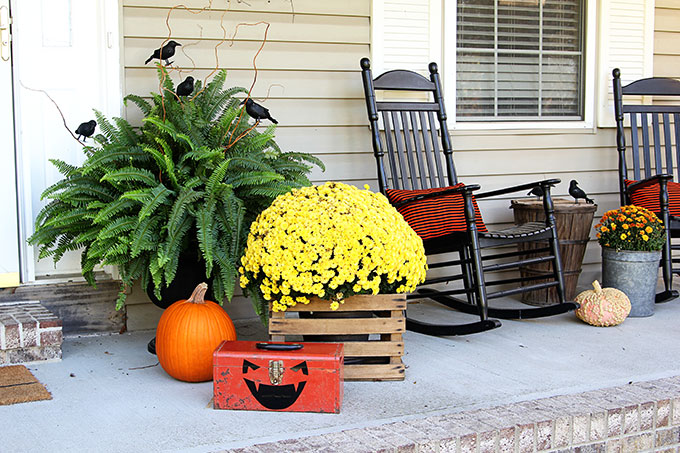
187,283,209,304
592,280,603,294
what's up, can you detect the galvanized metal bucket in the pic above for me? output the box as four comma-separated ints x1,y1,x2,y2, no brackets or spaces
601,248,662,317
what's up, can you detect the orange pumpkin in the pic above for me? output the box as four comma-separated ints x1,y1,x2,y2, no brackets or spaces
156,282,236,382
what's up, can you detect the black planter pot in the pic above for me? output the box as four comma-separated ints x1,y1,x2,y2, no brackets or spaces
145,246,214,309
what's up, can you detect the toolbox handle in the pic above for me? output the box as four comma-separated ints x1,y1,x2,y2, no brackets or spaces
256,342,303,351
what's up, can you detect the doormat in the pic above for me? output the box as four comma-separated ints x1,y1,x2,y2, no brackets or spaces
0,365,52,405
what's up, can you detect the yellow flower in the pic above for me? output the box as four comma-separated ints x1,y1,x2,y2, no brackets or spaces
240,182,427,312
645,226,653,234
643,234,649,241
620,233,627,240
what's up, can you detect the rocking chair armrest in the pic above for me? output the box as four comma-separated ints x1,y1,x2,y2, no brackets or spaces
626,174,673,193
390,184,481,208
475,178,561,199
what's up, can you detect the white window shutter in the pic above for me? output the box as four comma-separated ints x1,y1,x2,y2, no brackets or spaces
597,0,654,127
372,0,442,76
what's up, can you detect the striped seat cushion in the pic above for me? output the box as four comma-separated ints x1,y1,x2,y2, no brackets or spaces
385,184,487,240
624,179,680,216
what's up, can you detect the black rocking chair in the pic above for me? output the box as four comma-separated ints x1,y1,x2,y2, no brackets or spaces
360,58,579,336
613,68,680,303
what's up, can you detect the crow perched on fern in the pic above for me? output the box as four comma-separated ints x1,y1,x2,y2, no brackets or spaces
29,67,324,315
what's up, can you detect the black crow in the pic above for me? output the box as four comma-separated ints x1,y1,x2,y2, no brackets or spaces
145,40,181,65
176,76,194,97
527,186,544,199
569,180,594,204
75,120,96,141
240,98,278,124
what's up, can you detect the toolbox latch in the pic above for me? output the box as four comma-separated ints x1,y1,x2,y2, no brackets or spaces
268,360,284,385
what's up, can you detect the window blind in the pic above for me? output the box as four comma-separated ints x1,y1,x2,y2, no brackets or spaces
456,0,583,121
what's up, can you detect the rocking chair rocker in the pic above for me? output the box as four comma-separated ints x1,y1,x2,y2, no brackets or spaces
360,58,579,336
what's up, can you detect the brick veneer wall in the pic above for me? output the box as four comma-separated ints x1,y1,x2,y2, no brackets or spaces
226,376,680,452
0,301,62,365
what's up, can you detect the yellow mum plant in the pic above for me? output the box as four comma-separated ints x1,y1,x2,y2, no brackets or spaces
594,205,665,252
239,181,427,321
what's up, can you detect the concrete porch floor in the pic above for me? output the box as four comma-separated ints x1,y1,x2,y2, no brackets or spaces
4,284,680,453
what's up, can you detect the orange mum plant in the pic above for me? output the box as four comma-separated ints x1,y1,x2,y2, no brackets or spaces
594,205,665,252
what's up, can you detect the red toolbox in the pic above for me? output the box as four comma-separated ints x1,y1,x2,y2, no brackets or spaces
213,341,343,413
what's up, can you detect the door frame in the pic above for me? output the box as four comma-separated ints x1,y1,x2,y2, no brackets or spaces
11,0,123,284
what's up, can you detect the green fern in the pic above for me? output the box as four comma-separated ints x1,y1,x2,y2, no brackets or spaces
28,65,324,318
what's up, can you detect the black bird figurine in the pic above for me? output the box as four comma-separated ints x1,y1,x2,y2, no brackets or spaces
569,180,594,204
176,76,194,97
144,40,181,65
75,120,96,141
527,186,544,199
240,98,278,124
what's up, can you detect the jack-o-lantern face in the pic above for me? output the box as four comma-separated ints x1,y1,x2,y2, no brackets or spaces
242,359,309,410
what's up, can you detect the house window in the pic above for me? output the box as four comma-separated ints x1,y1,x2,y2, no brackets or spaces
455,0,584,121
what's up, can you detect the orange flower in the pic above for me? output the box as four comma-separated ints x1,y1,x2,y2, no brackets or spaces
645,226,653,234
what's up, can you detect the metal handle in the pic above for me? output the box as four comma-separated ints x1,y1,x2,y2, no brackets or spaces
0,5,10,62
256,342,303,351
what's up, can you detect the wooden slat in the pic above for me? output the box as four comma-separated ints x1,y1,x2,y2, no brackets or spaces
342,341,404,357
125,98,367,127
343,364,405,381
125,68,364,100
122,0,371,16
124,38,365,71
123,8,369,44
279,294,406,311
269,317,405,335
664,113,673,175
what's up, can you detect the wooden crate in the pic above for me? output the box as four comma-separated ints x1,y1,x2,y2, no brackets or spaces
269,294,405,381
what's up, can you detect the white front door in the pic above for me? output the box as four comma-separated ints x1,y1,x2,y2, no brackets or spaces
11,0,121,282
0,0,20,287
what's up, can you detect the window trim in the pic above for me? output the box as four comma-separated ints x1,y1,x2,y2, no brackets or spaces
442,0,597,131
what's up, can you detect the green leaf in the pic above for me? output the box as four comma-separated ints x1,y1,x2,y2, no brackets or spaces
93,199,136,224
205,159,232,195
83,145,148,174
130,216,161,257
167,187,201,234
138,184,173,221
124,94,152,116
195,203,216,276
49,159,79,177
101,166,158,187
120,188,153,203
227,171,284,188
97,215,137,240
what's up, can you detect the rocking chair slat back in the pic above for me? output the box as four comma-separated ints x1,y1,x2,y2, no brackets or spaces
614,69,680,204
361,59,457,193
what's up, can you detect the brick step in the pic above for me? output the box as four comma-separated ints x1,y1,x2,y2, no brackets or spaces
230,375,680,452
0,301,63,365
